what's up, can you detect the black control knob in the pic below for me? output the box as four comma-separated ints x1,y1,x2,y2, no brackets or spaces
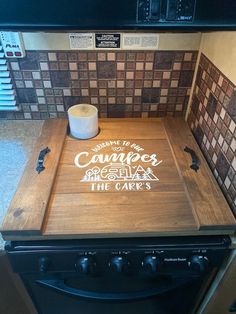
109,256,130,274
142,255,162,274
188,255,209,272
39,257,50,273
75,256,96,275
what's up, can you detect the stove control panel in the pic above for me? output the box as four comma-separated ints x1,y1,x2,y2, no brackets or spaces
6,236,230,275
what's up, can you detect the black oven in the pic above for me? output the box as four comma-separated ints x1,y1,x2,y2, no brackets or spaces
6,236,230,314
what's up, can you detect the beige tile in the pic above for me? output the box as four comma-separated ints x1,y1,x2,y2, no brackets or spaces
126,97,133,104
170,80,178,88
150,104,157,111
176,104,183,111
70,72,78,80
218,75,224,87
142,112,148,118
108,97,115,104
88,62,96,70
145,62,153,70
90,81,97,88
107,53,115,61
134,89,142,96
117,62,125,70
81,89,89,96
161,89,168,96
153,80,160,87
173,62,181,70
98,53,106,61
184,53,192,61
117,80,124,88
48,52,57,61
136,62,144,70
69,62,77,70
160,97,167,103
99,89,107,96
163,72,171,79
91,97,98,104
126,72,134,79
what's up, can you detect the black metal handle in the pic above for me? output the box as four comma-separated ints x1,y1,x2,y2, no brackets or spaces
184,146,200,172
36,147,51,174
36,277,194,302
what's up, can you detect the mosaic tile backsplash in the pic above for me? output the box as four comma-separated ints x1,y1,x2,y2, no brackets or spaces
0,50,197,119
188,53,236,215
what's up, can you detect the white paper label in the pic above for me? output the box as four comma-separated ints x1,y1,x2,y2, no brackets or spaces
69,33,94,49
122,33,159,50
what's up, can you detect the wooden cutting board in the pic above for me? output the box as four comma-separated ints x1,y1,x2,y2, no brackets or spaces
1,118,236,239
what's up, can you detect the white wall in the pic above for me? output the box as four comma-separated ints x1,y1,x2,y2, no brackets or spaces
200,32,236,85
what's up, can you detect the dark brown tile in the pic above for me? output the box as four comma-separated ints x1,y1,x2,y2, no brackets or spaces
194,125,204,145
57,52,68,61
17,89,37,103
179,71,194,87
206,93,217,119
154,52,175,70
216,152,230,181
19,52,39,70
51,71,70,87
227,91,236,122
97,62,116,79
108,104,125,117
142,88,160,103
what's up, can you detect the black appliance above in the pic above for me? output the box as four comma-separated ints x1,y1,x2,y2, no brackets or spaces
1,0,236,30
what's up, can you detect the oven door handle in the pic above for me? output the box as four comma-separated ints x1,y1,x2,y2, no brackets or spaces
36,277,195,301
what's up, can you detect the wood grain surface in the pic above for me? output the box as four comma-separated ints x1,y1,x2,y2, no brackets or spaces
164,118,236,230
1,118,236,240
1,119,68,235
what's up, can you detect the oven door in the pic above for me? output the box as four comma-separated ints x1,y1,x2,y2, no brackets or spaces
22,271,210,314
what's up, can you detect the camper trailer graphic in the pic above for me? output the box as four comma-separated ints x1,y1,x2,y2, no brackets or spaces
81,163,159,182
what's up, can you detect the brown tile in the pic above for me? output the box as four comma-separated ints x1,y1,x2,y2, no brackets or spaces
142,88,160,103
136,52,145,61
79,72,88,79
175,52,184,62
127,53,136,61
59,62,69,70
17,89,37,103
116,52,126,61
19,52,39,70
154,52,175,70
146,52,154,61
135,71,144,79
51,71,70,87
22,71,32,79
206,93,218,119
97,62,116,79
68,52,78,61
57,52,68,61
227,91,236,122
179,71,194,87
49,62,59,70
127,62,135,70
78,52,88,61
216,152,230,181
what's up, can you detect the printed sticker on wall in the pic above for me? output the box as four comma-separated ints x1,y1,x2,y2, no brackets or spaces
122,33,159,50
95,33,121,49
69,33,94,49
74,140,163,192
